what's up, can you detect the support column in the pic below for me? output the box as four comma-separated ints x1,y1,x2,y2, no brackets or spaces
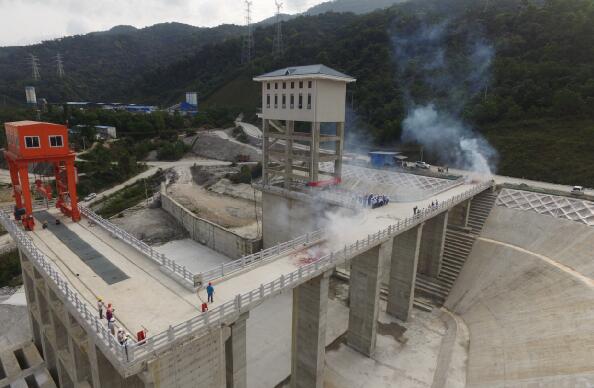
310,122,320,182
417,212,448,278
334,122,344,179
284,121,294,189
291,270,331,388
225,312,249,388
448,199,471,228
262,119,270,185
387,224,423,321
347,242,390,357
65,158,80,221
18,164,34,229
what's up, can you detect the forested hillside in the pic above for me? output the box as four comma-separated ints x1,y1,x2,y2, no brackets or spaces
0,23,243,103
1,0,593,185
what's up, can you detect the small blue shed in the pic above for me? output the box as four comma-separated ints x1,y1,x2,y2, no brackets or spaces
369,151,400,168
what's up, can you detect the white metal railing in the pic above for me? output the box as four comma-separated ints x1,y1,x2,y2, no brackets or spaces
79,206,195,287
3,181,492,370
0,209,130,367
121,180,493,368
195,230,324,285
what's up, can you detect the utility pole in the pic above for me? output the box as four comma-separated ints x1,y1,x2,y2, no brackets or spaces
272,1,284,59
241,1,255,64
56,53,65,78
29,54,41,81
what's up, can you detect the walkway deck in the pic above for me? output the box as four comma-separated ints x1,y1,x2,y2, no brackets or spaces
24,181,483,354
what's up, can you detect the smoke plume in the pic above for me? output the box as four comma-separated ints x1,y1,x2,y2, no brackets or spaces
392,19,498,176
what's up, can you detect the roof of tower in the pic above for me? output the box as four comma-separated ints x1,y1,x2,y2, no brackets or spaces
253,64,356,83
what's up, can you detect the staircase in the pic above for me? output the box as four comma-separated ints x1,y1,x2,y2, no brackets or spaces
415,189,499,305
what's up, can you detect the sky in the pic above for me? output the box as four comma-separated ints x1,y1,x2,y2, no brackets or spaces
0,0,326,47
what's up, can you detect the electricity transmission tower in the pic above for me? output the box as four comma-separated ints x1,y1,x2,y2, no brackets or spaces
56,53,65,78
272,1,284,59
29,54,41,81
241,1,255,64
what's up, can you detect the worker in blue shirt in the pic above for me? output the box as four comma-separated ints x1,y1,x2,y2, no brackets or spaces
206,282,215,303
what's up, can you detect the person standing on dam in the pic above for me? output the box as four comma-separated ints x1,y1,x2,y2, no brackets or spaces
206,282,215,303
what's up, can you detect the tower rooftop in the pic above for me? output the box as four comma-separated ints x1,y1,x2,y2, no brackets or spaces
254,64,356,82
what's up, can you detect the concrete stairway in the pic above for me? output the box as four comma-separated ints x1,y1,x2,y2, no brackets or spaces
416,190,499,305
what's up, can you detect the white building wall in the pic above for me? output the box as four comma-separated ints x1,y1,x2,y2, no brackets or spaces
260,78,347,123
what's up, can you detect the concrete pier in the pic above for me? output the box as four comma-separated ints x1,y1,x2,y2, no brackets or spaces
347,242,390,357
225,313,249,388
387,224,423,321
417,212,447,278
291,271,331,388
448,199,471,228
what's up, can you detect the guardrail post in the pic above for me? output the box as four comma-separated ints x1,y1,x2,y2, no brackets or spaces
235,294,242,311
280,275,285,288
277,243,281,255
260,284,265,298
306,233,309,244
167,325,174,341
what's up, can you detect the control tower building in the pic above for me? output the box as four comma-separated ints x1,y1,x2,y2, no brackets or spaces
253,65,356,247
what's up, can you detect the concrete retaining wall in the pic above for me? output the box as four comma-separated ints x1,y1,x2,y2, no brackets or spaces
445,206,594,387
161,192,261,260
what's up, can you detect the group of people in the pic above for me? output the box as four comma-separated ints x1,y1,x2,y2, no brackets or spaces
97,297,131,347
359,194,391,209
413,200,440,216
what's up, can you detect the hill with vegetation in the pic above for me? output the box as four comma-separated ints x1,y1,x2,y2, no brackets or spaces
0,22,243,104
0,0,593,186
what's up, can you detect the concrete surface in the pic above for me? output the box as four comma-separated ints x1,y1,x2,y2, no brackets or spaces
445,206,594,387
325,305,455,388
154,238,232,273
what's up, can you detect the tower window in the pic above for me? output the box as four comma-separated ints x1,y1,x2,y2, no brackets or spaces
283,82,286,89
275,82,278,90
274,95,278,108
290,94,294,109
291,82,295,89
266,94,271,108
299,81,303,89
307,94,312,109
24,136,40,148
267,83,271,90
49,135,63,147
308,81,313,88
282,94,286,108
298,93,303,109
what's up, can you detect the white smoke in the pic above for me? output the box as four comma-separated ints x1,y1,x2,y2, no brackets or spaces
402,104,496,176
393,19,498,176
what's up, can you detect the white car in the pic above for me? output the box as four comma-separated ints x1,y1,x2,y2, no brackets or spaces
415,161,430,169
571,186,585,194
84,193,97,201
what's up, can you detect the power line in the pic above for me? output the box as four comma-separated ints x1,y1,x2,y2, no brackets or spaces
272,1,284,59
28,53,41,81
56,53,65,78
241,1,255,64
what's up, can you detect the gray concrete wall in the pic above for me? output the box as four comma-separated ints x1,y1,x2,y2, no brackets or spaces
261,190,352,248
161,192,261,259
417,211,447,278
446,206,594,387
291,271,331,388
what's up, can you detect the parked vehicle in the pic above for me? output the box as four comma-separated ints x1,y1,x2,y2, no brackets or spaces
84,193,97,201
571,186,585,194
415,161,430,169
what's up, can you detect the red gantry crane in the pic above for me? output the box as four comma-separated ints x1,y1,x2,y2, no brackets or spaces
4,121,80,230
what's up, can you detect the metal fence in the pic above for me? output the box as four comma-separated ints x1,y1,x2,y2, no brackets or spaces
122,181,493,368
195,230,324,285
79,206,195,287
2,182,491,371
0,210,130,368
